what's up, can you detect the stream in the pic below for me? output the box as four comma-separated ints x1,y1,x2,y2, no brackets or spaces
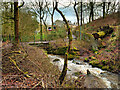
48,54,119,88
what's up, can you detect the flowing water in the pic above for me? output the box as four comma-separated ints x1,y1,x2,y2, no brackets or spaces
48,54,119,89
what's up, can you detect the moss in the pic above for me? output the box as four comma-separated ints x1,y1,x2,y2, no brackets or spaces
70,50,76,55
101,60,109,65
68,54,74,60
97,31,105,37
97,64,103,68
94,51,98,54
73,72,82,76
105,49,112,52
84,57,89,62
102,65,109,70
53,46,67,55
73,47,79,51
89,60,100,67
68,32,73,41
91,56,96,60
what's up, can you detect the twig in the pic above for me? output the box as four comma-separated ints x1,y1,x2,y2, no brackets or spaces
9,57,31,78
31,81,42,89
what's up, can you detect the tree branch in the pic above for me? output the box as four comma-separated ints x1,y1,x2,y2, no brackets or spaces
18,0,24,8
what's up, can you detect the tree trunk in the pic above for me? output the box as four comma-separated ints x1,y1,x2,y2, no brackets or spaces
81,2,82,26
74,1,80,39
39,2,43,41
55,2,72,85
59,53,68,85
74,2,79,26
106,2,111,14
89,2,94,22
11,2,13,41
43,19,47,33
14,1,19,45
40,19,42,41
103,2,105,18
51,14,54,30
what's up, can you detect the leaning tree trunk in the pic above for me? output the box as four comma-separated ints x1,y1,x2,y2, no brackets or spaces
14,1,19,45
55,2,72,85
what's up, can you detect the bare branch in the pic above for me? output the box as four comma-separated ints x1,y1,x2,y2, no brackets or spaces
18,0,24,8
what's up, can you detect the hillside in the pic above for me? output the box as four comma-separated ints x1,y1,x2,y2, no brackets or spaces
72,12,120,74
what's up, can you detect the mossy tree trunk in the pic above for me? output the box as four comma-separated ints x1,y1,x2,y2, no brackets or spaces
55,1,72,85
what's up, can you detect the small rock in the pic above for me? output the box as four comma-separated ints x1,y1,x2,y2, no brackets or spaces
87,69,91,75
76,62,82,65
67,68,71,71
53,59,60,62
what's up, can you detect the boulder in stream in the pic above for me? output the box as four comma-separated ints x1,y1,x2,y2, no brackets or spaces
84,73,108,88
53,59,60,62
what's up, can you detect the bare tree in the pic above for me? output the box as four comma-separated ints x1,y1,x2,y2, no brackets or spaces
55,1,72,85
31,0,47,41
45,0,55,31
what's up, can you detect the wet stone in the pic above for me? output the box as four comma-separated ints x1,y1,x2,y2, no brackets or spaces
53,59,60,62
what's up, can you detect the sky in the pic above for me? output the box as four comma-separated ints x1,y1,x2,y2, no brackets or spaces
1,0,119,25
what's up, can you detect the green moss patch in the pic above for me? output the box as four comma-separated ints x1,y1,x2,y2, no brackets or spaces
102,65,109,70
68,54,75,60
84,57,89,62
89,59,100,67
